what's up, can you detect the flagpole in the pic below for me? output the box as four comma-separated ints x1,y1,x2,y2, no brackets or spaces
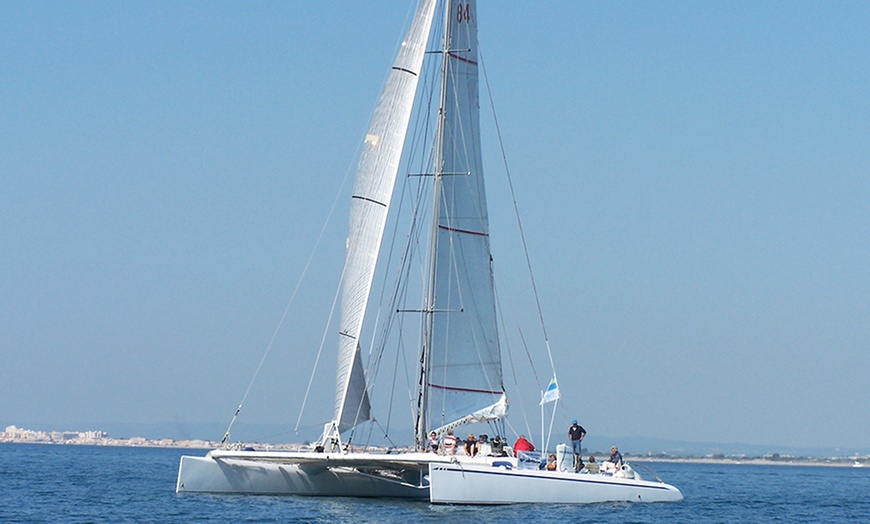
540,393,545,454
539,376,560,453
546,398,558,452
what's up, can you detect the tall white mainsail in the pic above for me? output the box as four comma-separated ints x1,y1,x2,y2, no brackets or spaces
424,0,506,437
332,0,438,435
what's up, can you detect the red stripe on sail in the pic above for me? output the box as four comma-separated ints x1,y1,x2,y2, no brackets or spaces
448,52,477,66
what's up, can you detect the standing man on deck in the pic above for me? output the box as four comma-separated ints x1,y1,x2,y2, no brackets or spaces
568,420,586,471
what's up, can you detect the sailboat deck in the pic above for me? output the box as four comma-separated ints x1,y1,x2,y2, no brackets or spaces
206,448,514,470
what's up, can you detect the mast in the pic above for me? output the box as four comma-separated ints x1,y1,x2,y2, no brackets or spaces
415,0,507,447
415,0,453,451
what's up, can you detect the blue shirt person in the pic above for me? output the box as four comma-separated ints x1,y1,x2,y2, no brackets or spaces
568,420,586,456
610,446,623,466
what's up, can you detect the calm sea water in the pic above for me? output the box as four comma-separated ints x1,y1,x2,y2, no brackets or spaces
2,443,868,523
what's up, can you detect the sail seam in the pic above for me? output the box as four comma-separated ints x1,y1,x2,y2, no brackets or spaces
429,383,501,395
351,195,387,207
437,224,488,237
391,66,418,76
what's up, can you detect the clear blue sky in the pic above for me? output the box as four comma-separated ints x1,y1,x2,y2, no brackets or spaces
2,1,868,452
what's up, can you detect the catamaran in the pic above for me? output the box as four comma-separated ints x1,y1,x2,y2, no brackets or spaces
176,0,682,504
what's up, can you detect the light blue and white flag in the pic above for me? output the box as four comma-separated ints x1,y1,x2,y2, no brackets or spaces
540,376,560,405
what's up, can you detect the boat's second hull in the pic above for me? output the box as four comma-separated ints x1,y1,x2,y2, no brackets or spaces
428,463,683,504
176,455,429,498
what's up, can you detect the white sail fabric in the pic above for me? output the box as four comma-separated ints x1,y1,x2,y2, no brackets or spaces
333,0,438,434
431,394,508,437
426,0,505,431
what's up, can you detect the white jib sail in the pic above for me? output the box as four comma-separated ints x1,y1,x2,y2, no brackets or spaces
426,0,506,432
332,0,438,434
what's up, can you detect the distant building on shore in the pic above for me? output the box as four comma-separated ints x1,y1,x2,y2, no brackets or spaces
2,425,108,443
2,424,221,449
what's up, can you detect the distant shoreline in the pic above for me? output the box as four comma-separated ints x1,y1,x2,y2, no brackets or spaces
1,437,220,450
641,456,863,468
0,436,308,452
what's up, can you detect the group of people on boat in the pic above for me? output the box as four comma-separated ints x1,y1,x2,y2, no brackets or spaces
537,419,627,476
426,418,626,476
426,430,536,459
545,449,622,474
427,430,511,457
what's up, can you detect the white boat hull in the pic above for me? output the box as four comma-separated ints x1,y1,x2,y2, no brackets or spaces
177,456,427,497
428,462,683,504
177,449,502,498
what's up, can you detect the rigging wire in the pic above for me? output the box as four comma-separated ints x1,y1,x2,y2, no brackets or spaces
220,136,360,447
220,208,346,444
294,265,345,435
493,277,534,440
478,46,560,450
480,48,558,378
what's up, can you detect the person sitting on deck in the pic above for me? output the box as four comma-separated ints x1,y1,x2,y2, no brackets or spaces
610,446,624,466
513,435,535,456
427,431,439,453
477,434,491,456
546,453,558,471
443,429,458,455
583,456,600,474
601,446,624,475
489,435,507,456
464,434,478,457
